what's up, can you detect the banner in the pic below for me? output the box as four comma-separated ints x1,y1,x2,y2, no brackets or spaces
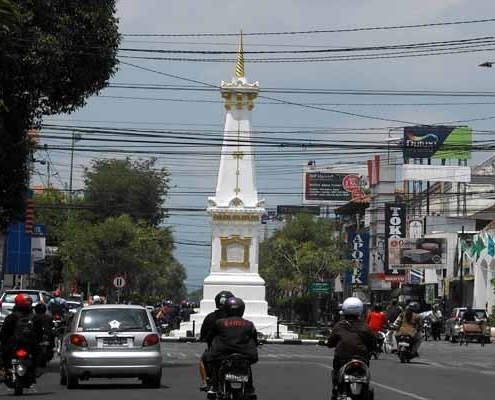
6,223,32,274
304,171,369,203
384,203,406,274
403,126,472,160
389,237,447,269
346,232,370,285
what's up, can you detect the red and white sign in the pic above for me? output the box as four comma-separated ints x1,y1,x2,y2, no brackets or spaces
384,275,406,283
113,276,126,289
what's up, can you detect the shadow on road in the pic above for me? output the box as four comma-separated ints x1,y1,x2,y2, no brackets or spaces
73,383,171,390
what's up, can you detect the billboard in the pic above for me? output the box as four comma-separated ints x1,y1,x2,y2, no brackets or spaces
384,203,406,274
402,164,471,183
304,171,369,203
388,237,447,269
277,205,320,215
346,232,369,285
403,126,472,160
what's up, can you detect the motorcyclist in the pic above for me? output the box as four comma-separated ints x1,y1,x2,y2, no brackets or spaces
0,294,43,375
206,297,258,399
430,303,443,340
393,301,422,357
92,295,104,304
367,304,387,353
327,297,375,400
48,289,69,317
198,291,234,392
386,299,403,324
33,303,54,367
462,305,477,322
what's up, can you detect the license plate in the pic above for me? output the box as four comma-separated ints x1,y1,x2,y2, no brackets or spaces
103,337,129,346
224,374,249,382
399,342,410,347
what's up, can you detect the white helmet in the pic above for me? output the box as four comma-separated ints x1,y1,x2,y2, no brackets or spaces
342,297,364,316
92,295,102,304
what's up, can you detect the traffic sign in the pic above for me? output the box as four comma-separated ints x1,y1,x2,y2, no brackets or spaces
113,276,126,288
308,282,333,294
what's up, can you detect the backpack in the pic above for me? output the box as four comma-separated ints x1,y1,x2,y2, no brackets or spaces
13,314,37,346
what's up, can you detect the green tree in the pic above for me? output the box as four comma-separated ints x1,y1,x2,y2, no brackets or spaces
83,158,170,226
60,215,186,302
0,0,120,231
259,213,349,323
34,188,68,246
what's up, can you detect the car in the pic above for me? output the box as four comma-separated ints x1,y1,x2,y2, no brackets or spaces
0,289,53,327
444,307,490,343
59,304,163,389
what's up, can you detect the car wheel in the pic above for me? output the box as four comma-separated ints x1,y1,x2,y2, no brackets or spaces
67,372,78,389
143,370,162,388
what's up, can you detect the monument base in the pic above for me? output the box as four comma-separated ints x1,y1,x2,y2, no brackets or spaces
171,273,297,339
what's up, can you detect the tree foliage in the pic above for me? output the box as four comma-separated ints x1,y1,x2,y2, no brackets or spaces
60,215,186,302
83,158,170,226
0,0,119,231
259,213,349,321
34,188,68,246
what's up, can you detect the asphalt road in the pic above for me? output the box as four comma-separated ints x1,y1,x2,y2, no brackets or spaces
3,340,495,399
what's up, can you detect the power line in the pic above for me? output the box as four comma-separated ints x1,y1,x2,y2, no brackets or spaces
121,17,495,37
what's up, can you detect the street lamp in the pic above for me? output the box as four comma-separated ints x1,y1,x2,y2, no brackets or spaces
479,61,494,68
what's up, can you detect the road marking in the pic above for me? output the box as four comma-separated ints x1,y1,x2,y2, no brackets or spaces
372,382,432,400
261,360,433,400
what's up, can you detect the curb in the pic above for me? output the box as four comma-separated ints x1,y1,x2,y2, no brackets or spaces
161,336,326,346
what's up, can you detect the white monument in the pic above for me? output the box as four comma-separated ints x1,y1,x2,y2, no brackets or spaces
173,35,293,339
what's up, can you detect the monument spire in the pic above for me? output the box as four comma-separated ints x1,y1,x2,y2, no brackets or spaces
235,31,245,78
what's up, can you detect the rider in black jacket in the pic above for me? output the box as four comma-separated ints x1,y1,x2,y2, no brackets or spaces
207,297,258,398
327,297,375,400
198,291,234,392
0,294,43,373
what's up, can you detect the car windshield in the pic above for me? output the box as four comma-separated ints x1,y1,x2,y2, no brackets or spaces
459,309,487,319
78,308,152,332
3,292,40,303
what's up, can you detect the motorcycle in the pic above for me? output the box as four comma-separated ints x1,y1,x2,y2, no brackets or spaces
421,318,431,341
208,353,254,400
396,335,415,363
371,331,385,359
383,329,397,354
4,347,37,395
334,358,373,400
52,313,68,355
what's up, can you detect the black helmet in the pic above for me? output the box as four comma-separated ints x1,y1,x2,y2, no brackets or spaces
224,297,245,317
34,303,47,313
215,291,234,309
408,302,420,313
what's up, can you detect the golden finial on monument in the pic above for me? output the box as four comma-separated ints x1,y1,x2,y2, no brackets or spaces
235,31,245,78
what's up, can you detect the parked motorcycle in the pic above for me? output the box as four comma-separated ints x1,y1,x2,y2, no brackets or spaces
208,353,254,400
397,335,415,363
4,347,37,395
334,358,373,400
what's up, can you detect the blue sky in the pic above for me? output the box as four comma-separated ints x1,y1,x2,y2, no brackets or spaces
38,0,495,291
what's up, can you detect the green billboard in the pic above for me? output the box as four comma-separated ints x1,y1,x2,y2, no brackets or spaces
432,126,472,160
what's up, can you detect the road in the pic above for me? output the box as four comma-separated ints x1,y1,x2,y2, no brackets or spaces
3,340,495,399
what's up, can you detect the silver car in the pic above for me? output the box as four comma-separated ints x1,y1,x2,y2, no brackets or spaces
59,304,163,388
444,307,489,342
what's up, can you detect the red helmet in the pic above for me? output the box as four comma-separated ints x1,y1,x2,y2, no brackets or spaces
15,293,33,309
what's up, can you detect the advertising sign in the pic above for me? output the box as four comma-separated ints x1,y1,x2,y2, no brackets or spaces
346,232,369,285
384,203,406,274
304,171,369,203
388,238,447,269
6,223,32,274
402,164,471,183
308,282,333,294
276,205,320,215
403,126,472,160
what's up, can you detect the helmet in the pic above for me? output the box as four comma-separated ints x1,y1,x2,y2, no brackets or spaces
341,297,364,316
34,303,47,313
407,302,420,313
224,297,245,317
14,293,33,310
92,295,102,304
215,291,234,309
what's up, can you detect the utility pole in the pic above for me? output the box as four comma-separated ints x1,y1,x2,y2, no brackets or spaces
69,131,75,200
